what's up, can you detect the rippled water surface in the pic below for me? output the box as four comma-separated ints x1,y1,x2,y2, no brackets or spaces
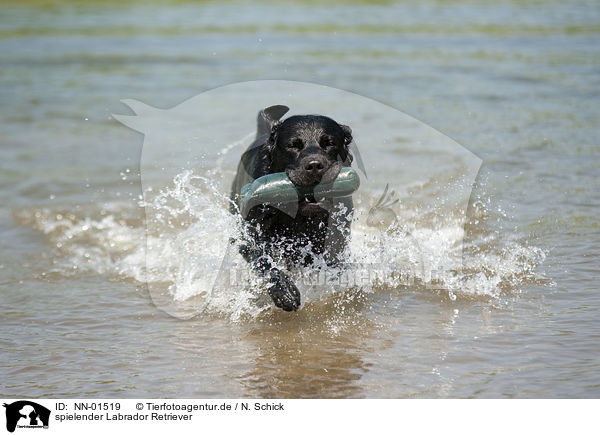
1,0,599,398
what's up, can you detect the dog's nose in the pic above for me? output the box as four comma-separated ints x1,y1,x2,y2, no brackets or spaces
304,160,325,173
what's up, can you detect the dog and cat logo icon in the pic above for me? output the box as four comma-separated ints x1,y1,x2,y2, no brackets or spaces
3,401,50,432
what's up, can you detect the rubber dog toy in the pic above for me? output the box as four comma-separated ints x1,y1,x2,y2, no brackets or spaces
240,167,360,216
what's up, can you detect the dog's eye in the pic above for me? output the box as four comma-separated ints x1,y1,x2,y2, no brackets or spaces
319,137,333,148
290,139,304,150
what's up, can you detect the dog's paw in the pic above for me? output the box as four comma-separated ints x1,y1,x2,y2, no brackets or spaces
267,271,301,312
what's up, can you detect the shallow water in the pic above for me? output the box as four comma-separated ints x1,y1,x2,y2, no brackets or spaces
1,0,599,398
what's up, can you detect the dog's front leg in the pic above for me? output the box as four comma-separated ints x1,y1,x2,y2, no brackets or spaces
265,266,302,312
238,237,301,312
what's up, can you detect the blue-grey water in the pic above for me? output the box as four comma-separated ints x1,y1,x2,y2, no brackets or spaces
1,0,599,398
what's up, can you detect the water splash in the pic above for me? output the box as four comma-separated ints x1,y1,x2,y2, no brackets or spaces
14,166,548,321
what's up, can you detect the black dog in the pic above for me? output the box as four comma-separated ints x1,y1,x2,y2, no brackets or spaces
230,105,354,311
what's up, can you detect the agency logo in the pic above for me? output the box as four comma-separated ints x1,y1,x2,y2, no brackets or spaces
3,401,50,433
113,80,482,318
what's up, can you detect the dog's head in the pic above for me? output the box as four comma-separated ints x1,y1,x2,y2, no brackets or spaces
266,115,353,188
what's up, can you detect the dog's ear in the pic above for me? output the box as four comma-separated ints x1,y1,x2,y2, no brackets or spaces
339,124,353,164
254,120,281,176
340,124,353,145
267,120,281,149
266,120,283,157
